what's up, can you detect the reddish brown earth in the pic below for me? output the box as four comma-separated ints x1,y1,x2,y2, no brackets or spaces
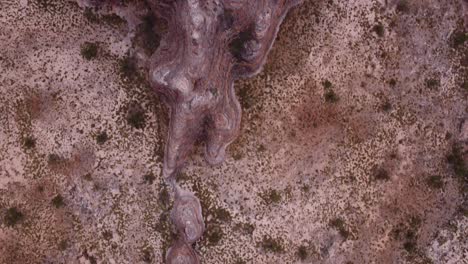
0,0,466,263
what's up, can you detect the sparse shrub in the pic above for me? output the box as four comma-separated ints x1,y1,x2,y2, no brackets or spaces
83,8,99,23
396,0,409,13
409,216,422,229
23,136,36,149
374,167,390,181
229,25,255,61
143,173,156,185
459,205,468,217
462,80,467,91
206,225,223,245
101,13,126,28
213,207,231,222
234,259,246,264
324,90,339,103
388,78,397,87
80,42,98,60
237,83,256,110
119,56,137,80
136,15,161,54
48,153,63,165
403,241,416,252
261,235,284,253
329,218,350,239
83,173,92,181
257,144,266,152
297,245,308,260
372,23,385,37
4,207,24,227
322,79,338,103
58,240,68,251
381,101,392,112
235,222,255,235
102,230,113,240
392,216,422,253
96,131,108,145
426,175,443,189
158,185,170,209
425,78,440,90
142,248,153,263
447,145,467,179
126,104,146,129
260,189,282,205
451,31,467,48
322,80,332,89
51,194,64,208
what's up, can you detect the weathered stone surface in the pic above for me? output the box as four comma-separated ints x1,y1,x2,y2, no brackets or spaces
148,0,303,179
171,187,205,244
166,239,200,264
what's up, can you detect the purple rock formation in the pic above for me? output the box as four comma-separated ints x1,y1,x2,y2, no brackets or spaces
148,0,303,179
171,187,205,244
165,239,200,264
76,0,302,262
149,2,303,260
149,2,302,262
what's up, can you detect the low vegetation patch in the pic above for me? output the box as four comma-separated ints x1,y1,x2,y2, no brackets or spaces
329,217,350,239
260,235,284,253
374,167,390,181
51,194,65,208
426,175,443,189
372,23,385,37
205,225,223,245
322,80,339,103
447,145,467,180
396,0,409,13
259,189,282,205
425,78,440,90
297,245,308,260
126,104,146,129
96,131,109,145
23,136,36,149
80,42,98,60
4,207,24,227
451,31,467,48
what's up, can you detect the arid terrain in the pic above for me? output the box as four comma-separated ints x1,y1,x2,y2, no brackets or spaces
0,0,467,263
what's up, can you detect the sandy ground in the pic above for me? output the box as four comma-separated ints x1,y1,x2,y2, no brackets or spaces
0,0,467,263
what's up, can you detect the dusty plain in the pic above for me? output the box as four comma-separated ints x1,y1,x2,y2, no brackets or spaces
0,0,467,263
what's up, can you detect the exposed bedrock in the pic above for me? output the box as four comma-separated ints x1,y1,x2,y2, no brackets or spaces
171,186,205,244
76,0,302,262
148,0,303,179
150,1,303,262
166,239,201,264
